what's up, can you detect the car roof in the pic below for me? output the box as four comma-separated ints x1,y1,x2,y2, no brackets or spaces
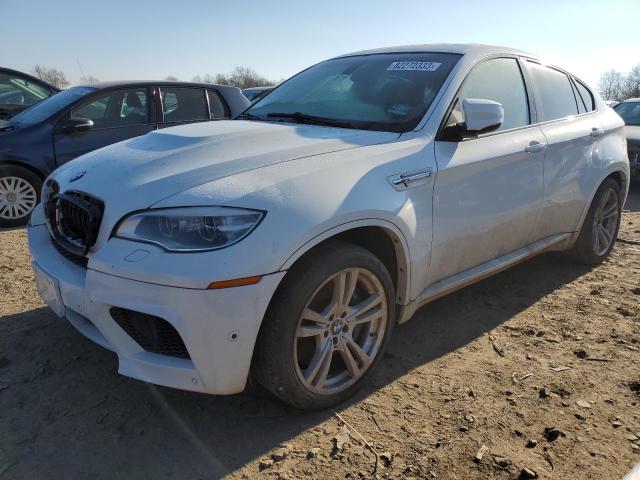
72,80,239,91
335,43,535,61
620,97,640,103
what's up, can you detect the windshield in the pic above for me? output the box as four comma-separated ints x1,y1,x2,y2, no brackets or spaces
11,87,95,125
614,101,640,126
244,52,460,132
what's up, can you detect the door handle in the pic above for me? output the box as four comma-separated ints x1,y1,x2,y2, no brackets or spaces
590,127,605,138
524,141,547,153
388,169,432,191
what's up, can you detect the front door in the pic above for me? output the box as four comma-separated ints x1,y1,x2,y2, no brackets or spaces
428,57,545,285
54,87,156,165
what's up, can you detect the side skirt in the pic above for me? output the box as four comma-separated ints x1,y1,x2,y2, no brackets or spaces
397,232,572,324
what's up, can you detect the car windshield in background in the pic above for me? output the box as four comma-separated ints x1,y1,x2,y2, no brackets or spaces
11,87,95,125
244,53,460,132
614,101,640,126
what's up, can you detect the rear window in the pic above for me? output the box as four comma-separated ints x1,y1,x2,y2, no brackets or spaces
161,87,208,123
207,90,229,119
526,62,578,122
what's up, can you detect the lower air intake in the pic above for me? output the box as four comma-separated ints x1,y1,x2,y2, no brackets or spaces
110,307,190,359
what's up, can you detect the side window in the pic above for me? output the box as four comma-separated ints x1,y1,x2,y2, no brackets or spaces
574,79,594,112
207,90,230,119
446,58,529,132
72,88,149,128
161,87,207,122
0,74,53,106
526,62,579,122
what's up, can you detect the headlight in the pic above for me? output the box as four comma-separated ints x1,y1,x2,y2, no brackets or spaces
115,206,265,252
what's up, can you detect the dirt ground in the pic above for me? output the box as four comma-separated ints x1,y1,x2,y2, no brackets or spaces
1,186,639,480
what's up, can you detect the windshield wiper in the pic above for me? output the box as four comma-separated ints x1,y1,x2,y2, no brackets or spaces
235,112,264,121
266,111,356,129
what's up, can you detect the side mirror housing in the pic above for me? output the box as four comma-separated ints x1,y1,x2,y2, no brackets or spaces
442,98,504,140
63,116,94,133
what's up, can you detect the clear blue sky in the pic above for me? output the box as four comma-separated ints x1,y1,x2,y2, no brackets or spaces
2,0,638,89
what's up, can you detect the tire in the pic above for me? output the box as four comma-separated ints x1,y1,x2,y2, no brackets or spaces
253,241,396,410
0,165,42,228
568,178,622,265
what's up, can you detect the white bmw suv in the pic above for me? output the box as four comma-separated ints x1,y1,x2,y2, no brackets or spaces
28,44,629,409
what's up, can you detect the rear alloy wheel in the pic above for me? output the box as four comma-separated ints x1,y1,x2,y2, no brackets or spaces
253,241,395,410
569,178,622,264
0,165,42,228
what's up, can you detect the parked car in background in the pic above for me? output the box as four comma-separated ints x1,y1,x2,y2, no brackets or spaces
242,86,273,102
0,68,59,120
613,98,639,180
28,44,628,409
0,80,249,227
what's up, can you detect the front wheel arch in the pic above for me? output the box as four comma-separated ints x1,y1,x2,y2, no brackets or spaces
280,219,411,305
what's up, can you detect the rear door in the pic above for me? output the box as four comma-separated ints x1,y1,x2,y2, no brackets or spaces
524,62,603,240
429,57,545,285
53,87,156,165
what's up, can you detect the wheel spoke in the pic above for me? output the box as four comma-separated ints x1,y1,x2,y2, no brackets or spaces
333,269,359,310
602,202,618,218
301,307,330,325
347,293,383,325
304,338,333,389
337,337,361,378
344,336,371,370
599,224,613,245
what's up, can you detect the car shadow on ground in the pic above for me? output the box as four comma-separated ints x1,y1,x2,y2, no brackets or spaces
623,180,640,212
1,251,594,479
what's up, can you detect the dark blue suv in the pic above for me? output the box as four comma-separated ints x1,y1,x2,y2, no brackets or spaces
0,80,249,227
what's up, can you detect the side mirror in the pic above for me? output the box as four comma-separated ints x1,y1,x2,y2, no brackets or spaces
63,116,94,133
442,98,504,140
462,98,504,133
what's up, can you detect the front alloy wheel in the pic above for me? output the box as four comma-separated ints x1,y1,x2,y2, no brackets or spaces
0,165,42,228
294,268,387,395
253,241,395,410
0,176,37,221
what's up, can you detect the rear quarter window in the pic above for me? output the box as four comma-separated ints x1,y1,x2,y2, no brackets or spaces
573,79,595,112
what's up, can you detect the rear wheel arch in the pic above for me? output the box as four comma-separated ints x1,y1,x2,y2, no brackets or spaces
571,169,627,243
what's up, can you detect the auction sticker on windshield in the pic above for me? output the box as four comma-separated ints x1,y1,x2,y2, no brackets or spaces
387,61,441,72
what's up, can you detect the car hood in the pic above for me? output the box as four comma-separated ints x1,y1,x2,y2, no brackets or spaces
51,119,399,228
625,125,640,142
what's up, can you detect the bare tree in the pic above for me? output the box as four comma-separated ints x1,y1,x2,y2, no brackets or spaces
598,70,625,101
79,75,100,85
214,73,230,85
32,65,70,89
622,64,640,99
227,66,272,89
191,73,216,84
